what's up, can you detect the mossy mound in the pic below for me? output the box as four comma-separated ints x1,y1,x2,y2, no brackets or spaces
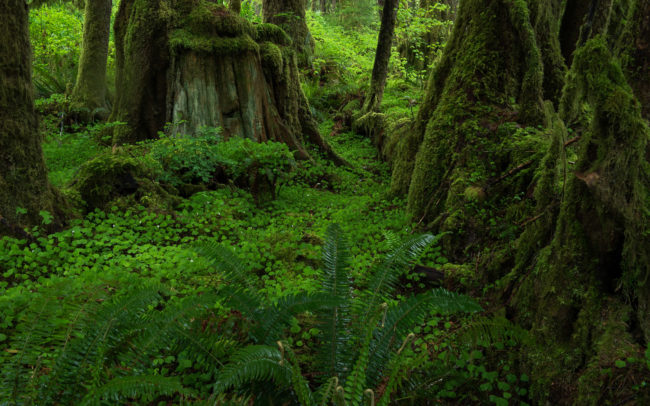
254,23,292,46
73,152,179,212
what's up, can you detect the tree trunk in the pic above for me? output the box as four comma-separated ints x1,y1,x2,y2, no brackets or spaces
617,0,650,120
510,35,650,403
108,0,169,145
351,0,399,149
109,0,345,164
362,0,398,113
390,0,544,255
229,0,242,14
263,0,315,67
0,0,67,237
70,0,112,119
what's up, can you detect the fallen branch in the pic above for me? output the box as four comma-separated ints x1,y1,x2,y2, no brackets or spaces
519,212,544,227
488,160,534,188
563,136,581,148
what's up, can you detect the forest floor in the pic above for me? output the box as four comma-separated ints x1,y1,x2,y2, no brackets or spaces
3,104,461,314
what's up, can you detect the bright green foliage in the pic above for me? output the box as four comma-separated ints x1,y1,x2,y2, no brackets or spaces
29,4,82,96
210,224,481,404
0,284,234,404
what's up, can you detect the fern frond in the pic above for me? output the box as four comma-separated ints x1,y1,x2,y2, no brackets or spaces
376,334,422,406
279,341,314,406
44,287,164,402
132,293,235,371
220,289,264,324
344,304,386,405
1,283,110,404
194,242,258,294
314,377,339,406
251,293,343,345
357,234,436,327
213,345,291,394
317,224,353,378
459,316,531,347
366,289,480,386
80,375,194,405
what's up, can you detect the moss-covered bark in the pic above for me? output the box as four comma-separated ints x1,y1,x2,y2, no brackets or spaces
109,0,169,144
109,0,344,164
70,0,112,118
390,0,545,253
510,37,650,403
263,0,315,67
0,0,68,237
362,0,398,114
616,0,650,120
528,0,566,104
352,0,399,148
229,0,242,14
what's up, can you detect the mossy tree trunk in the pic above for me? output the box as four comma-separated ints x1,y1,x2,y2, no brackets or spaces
362,0,398,114
510,35,650,403
352,0,398,149
390,0,545,255
70,0,112,118
108,0,169,144
617,0,650,120
0,0,67,237
229,0,242,14
263,0,315,67
109,0,345,164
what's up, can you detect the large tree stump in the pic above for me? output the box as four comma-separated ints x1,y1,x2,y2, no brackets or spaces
109,0,341,163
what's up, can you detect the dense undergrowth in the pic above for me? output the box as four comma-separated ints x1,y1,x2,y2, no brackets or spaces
2,2,649,405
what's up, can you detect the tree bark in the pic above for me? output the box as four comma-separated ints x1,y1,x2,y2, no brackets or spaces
263,0,315,67
390,0,544,254
70,0,112,118
362,0,398,113
0,0,67,236
109,0,346,164
108,0,169,144
229,0,242,14
617,0,650,120
511,35,650,403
